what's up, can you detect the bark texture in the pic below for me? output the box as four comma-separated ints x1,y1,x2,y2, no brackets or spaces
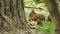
43,0,60,34
0,0,29,33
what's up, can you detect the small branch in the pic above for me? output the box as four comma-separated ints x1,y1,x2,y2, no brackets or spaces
24,6,44,10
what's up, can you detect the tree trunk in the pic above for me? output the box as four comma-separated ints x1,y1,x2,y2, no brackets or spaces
43,0,60,34
0,0,29,34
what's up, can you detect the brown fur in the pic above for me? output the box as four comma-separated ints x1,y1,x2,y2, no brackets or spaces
29,9,45,25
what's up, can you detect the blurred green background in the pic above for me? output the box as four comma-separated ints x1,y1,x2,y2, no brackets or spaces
24,0,54,34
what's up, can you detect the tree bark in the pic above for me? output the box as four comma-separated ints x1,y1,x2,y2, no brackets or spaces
0,0,29,33
43,0,60,34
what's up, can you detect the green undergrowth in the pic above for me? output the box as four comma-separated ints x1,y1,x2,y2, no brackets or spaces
35,21,54,34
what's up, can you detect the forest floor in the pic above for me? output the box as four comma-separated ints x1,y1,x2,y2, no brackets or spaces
4,27,43,34
0,26,43,34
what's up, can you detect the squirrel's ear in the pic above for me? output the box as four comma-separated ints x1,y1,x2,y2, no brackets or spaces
30,9,36,14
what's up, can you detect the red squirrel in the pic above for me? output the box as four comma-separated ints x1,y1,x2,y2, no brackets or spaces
29,9,45,25
46,15,52,22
